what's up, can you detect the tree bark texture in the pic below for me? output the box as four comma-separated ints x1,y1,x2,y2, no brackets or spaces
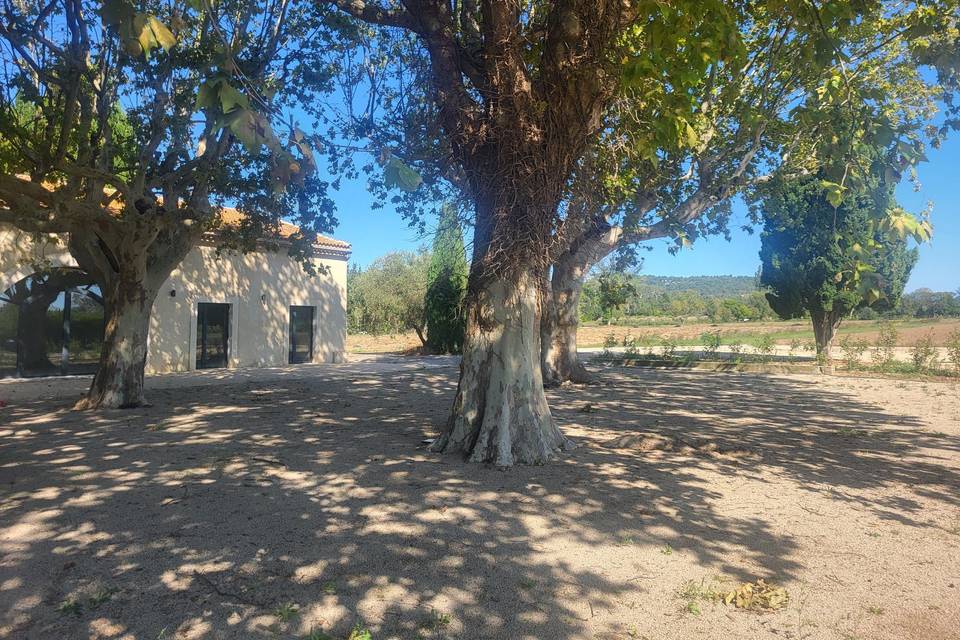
70,223,195,409
541,224,623,385
811,308,842,362
431,268,573,465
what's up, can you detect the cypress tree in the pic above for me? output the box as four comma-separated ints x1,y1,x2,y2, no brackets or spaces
425,206,468,353
758,176,917,359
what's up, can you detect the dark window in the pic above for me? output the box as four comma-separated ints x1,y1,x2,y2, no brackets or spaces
196,303,230,369
0,274,103,378
288,306,314,364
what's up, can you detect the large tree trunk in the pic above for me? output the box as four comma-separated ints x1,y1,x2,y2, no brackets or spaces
75,274,158,409
541,259,594,385
431,268,573,465
811,309,842,362
70,225,194,409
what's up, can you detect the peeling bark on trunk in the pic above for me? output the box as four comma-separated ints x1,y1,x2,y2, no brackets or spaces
541,261,594,385
70,225,194,410
75,275,156,409
541,224,621,385
431,269,573,465
811,309,842,362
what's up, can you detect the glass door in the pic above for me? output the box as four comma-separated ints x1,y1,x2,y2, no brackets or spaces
197,303,230,369
288,306,314,364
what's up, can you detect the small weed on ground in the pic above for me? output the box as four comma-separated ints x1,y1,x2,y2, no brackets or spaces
419,610,452,632
58,599,83,617
346,623,373,640
321,581,338,595
88,586,119,609
274,602,300,622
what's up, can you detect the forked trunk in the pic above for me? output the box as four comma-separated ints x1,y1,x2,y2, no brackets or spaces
811,309,841,362
75,275,157,409
68,221,196,410
431,269,573,465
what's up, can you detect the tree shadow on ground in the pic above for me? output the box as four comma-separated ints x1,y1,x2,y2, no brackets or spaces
0,363,958,639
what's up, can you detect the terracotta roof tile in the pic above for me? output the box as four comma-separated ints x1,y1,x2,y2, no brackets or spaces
216,208,352,251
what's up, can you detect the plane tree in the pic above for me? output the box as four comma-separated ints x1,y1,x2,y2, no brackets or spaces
0,0,341,407
322,0,960,464
539,2,958,384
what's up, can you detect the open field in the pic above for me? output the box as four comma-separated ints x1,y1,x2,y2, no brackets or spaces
2,358,960,639
347,318,960,354
577,318,960,349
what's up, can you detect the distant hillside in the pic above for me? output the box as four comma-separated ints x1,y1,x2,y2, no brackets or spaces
630,275,759,298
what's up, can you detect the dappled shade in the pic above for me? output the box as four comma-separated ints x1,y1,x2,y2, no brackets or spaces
1,361,959,638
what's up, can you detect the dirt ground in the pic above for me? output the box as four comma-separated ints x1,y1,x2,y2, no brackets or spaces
347,319,960,353
2,358,960,640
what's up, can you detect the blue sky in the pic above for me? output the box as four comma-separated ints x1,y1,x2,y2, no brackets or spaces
333,136,959,293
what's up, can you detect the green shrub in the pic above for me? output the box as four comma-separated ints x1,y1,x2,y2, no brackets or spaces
838,336,869,370
753,334,775,362
947,329,960,373
660,336,678,359
700,331,722,357
910,334,937,370
602,332,618,349
788,338,802,358
872,321,899,368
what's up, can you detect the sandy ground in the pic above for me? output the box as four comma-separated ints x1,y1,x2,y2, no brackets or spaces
2,358,960,640
347,319,960,354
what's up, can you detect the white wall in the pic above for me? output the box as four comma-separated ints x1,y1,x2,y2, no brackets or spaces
147,244,348,373
0,224,349,374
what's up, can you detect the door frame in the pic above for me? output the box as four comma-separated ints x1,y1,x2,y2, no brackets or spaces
288,305,316,364
285,301,320,364
189,297,240,370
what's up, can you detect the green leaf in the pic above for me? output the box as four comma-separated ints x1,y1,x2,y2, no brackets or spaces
684,122,699,148
195,80,218,111
148,16,177,52
820,180,846,207
218,82,250,113
383,157,422,192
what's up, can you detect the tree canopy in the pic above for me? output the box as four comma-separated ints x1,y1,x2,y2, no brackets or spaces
347,251,430,342
0,0,345,407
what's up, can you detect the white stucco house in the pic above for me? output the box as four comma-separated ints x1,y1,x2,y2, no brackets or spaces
0,215,350,377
